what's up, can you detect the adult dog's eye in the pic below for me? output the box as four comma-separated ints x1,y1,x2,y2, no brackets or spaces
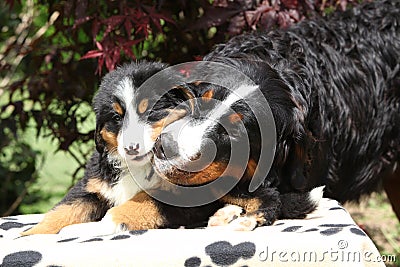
112,114,122,122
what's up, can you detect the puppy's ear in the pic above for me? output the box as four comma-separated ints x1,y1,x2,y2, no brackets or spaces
95,123,105,154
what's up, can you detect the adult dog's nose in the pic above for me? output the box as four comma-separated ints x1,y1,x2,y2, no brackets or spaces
124,143,140,155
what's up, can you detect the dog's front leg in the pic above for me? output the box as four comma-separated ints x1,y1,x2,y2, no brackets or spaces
21,199,106,236
56,191,164,238
104,191,165,230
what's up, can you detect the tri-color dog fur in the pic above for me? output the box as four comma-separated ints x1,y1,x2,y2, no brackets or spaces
22,0,399,235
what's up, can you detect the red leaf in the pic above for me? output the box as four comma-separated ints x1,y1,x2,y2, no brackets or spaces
288,9,301,22
102,15,126,39
103,46,121,72
96,56,105,75
277,11,292,28
260,10,278,30
135,17,150,37
122,39,143,59
339,0,348,11
194,55,203,61
281,0,298,9
246,3,274,26
124,19,133,38
142,5,175,24
95,41,103,51
228,14,246,35
80,50,103,60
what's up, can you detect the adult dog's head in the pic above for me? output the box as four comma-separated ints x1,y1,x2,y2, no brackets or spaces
151,80,269,188
151,58,313,192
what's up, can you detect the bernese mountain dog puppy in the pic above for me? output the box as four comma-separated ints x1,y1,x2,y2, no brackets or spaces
23,0,399,235
21,61,202,235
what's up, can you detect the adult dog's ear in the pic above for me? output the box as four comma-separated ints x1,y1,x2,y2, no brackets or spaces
270,75,310,192
285,92,310,191
287,139,308,191
274,124,309,191
168,83,196,114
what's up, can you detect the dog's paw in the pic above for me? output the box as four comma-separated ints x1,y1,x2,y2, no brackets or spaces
208,204,244,227
226,216,258,231
58,214,125,238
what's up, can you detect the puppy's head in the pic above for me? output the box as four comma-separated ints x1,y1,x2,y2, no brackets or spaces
152,81,265,186
93,61,193,167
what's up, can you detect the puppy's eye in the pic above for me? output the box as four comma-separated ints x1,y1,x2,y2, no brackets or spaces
112,114,122,122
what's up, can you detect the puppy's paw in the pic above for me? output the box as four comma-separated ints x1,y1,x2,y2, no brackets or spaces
58,214,125,238
208,204,243,227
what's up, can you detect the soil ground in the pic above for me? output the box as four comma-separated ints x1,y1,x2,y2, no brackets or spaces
344,193,400,266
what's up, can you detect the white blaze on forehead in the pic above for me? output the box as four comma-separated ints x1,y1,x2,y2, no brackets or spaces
169,84,259,159
115,77,155,157
115,77,134,105
207,84,258,125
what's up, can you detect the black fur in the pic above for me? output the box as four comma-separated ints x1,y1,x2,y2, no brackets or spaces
202,0,399,207
154,0,400,226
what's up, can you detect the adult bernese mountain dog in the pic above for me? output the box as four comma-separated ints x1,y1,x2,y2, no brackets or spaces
23,0,399,235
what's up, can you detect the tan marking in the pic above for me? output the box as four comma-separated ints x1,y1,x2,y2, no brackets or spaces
202,89,214,102
177,86,195,113
21,202,96,235
192,80,203,86
295,144,305,160
108,191,164,230
138,98,149,114
151,108,187,141
112,102,123,115
221,195,262,213
86,178,109,195
245,159,257,179
228,113,243,124
100,127,118,151
168,161,228,186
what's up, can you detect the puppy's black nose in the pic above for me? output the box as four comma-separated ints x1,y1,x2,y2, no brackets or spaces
124,143,140,155
154,133,179,160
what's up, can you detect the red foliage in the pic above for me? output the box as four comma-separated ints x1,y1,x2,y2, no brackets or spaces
78,1,174,74
75,0,355,73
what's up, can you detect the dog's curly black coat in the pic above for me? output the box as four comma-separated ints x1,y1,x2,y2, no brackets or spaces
22,0,400,235
203,0,400,212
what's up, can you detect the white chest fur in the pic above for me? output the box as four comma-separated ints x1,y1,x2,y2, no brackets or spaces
101,163,161,206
